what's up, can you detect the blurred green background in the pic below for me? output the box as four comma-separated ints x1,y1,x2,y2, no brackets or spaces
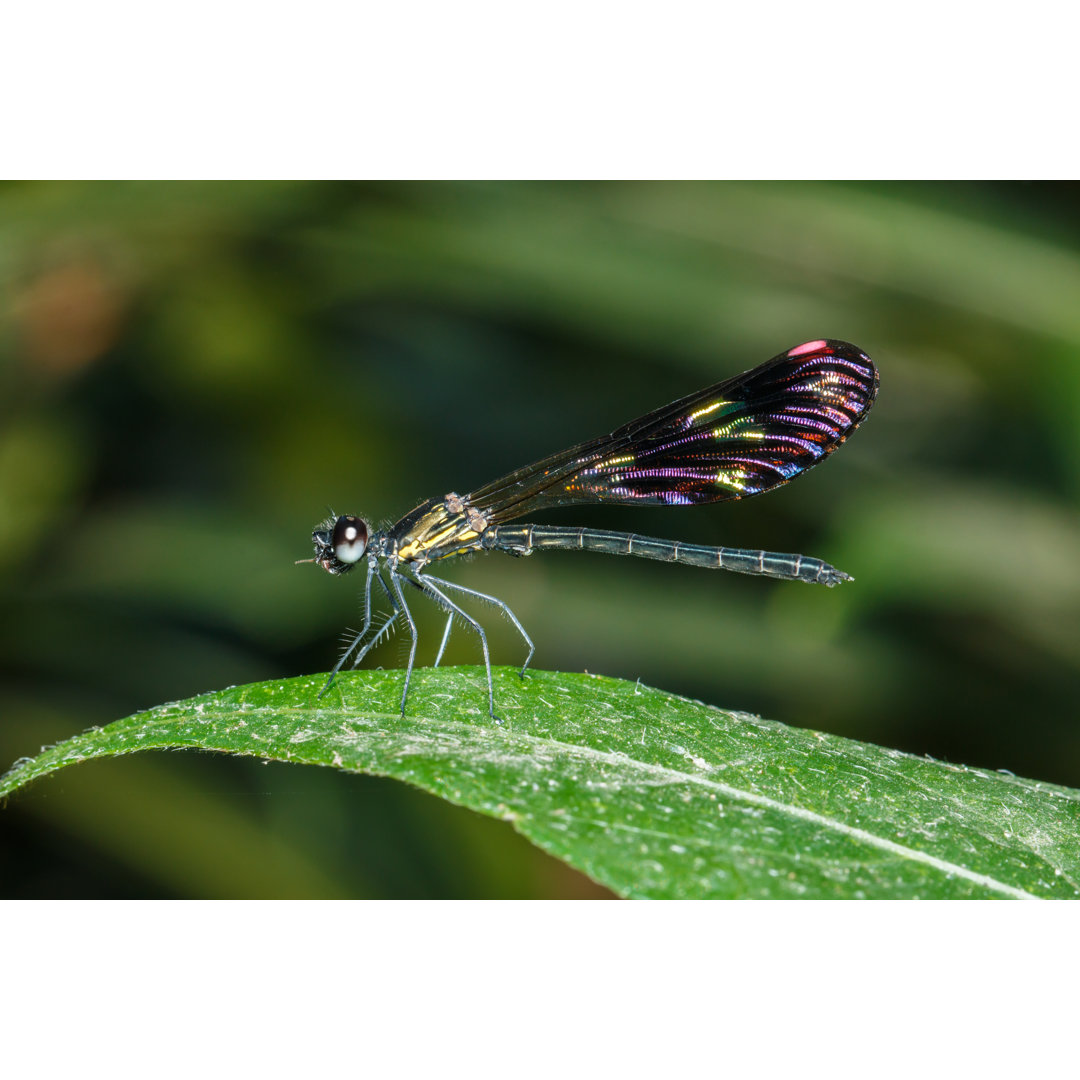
2,181,1078,898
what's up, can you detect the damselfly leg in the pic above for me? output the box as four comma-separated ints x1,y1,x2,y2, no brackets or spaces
319,557,378,696
432,613,454,668
413,574,500,721
388,568,420,717
319,561,403,697
421,573,535,678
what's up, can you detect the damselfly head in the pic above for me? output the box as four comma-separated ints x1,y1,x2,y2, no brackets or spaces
310,514,368,575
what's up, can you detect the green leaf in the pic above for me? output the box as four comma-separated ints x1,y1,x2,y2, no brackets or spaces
4,668,1077,899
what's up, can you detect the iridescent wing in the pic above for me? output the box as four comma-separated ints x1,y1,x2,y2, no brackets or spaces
468,339,878,522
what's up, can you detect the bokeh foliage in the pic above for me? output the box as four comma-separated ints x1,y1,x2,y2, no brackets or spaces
2,181,1078,897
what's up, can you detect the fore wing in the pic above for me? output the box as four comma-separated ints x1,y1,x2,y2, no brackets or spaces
466,339,878,523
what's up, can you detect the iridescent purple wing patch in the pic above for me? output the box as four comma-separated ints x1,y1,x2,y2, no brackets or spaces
470,339,878,520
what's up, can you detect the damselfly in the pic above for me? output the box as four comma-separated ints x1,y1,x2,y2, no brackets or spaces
304,339,878,719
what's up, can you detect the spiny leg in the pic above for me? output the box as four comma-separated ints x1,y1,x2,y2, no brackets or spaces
375,567,400,613
399,576,451,667
414,575,499,722
348,609,401,670
388,566,419,718
319,556,377,697
349,567,403,670
422,572,535,678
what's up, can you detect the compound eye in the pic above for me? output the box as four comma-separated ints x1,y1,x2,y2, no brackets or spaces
331,515,368,564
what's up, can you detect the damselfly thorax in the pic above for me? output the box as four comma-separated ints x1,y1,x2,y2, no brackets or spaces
304,339,879,720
